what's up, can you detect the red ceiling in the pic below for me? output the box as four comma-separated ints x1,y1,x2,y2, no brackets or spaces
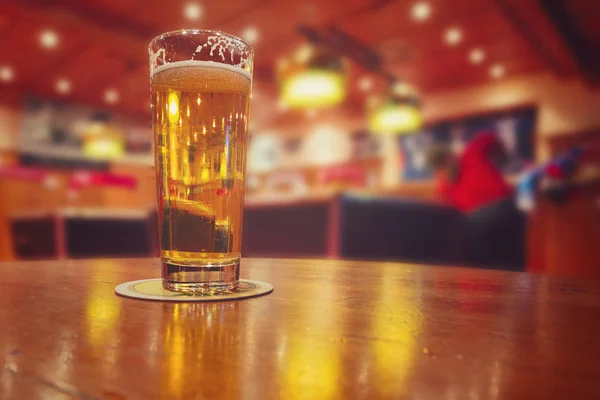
565,0,600,49
0,0,594,127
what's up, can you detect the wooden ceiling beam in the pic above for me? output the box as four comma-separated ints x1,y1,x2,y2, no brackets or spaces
493,0,575,77
539,0,599,85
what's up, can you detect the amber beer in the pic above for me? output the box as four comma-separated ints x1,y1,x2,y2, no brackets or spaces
151,58,251,293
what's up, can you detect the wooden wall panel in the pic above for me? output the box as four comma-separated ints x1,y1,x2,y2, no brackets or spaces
527,129,600,277
103,164,156,210
527,185,600,277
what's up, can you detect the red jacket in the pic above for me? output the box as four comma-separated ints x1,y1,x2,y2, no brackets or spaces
436,133,513,212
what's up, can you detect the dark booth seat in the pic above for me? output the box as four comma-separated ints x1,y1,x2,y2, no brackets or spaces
338,194,467,265
338,193,525,271
10,209,154,260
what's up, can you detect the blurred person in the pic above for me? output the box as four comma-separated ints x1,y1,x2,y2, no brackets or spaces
428,131,512,211
427,132,524,270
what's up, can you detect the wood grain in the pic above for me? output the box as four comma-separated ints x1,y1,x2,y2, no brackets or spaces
1,258,600,399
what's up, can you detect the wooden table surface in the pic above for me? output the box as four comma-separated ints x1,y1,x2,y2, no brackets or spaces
1,258,600,399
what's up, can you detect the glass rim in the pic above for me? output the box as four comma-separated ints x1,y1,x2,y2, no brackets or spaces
148,29,253,53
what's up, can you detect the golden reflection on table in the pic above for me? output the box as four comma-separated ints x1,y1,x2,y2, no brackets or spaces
1,258,600,399
370,270,420,398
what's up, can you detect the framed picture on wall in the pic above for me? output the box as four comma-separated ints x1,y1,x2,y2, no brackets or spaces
398,106,537,180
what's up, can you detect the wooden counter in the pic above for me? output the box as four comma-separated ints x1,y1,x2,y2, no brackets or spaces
1,258,600,399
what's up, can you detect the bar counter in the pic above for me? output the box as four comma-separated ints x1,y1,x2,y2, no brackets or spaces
1,258,600,399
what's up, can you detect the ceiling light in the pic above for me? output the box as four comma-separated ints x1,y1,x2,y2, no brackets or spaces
281,69,346,109
490,64,504,79
242,26,259,44
279,44,347,109
369,103,422,135
55,78,72,94
104,89,120,104
358,76,373,92
184,2,203,21
444,27,462,45
411,2,431,21
0,65,14,82
368,84,422,135
469,48,485,64
39,29,60,49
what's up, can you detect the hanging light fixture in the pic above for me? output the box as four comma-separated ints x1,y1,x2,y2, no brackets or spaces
277,43,347,109
367,82,422,135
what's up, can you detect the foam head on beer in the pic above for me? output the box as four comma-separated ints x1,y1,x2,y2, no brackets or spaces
152,60,251,94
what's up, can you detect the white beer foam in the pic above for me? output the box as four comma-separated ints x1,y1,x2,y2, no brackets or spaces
152,60,251,81
152,60,251,94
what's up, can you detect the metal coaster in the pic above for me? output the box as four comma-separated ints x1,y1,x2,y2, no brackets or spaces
115,278,273,302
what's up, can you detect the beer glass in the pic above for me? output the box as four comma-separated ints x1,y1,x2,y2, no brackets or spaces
149,30,253,293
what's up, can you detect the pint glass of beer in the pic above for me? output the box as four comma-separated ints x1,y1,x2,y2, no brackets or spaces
149,30,253,293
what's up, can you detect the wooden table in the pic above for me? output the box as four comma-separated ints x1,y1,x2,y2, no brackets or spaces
1,259,600,399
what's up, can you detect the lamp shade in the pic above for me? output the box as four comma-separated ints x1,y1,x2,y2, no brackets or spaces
368,102,422,135
278,44,347,109
367,83,422,135
281,69,345,108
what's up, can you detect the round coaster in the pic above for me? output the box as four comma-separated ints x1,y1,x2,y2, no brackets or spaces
115,279,273,302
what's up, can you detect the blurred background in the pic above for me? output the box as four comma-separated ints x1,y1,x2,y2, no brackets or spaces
0,0,598,276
